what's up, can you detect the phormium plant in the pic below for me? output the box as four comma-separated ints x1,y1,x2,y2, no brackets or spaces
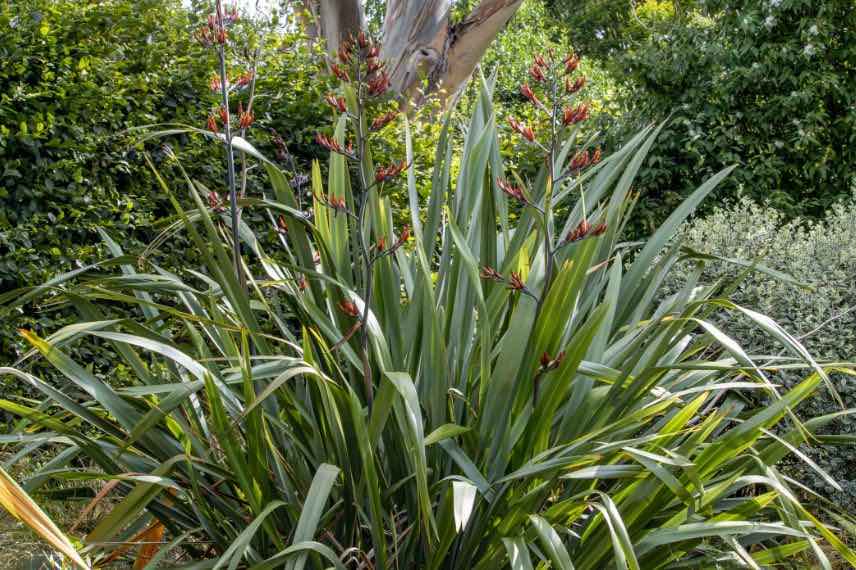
1,19,855,570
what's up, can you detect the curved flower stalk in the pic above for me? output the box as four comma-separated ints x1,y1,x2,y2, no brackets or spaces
1,38,855,570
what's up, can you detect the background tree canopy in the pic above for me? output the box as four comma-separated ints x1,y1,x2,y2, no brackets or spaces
550,0,856,229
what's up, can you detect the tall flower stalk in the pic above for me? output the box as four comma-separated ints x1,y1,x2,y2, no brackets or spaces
318,32,402,404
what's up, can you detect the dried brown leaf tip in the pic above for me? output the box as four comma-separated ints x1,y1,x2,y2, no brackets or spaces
338,299,361,318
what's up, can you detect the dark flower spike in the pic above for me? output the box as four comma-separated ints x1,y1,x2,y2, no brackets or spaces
374,161,409,184
338,299,361,318
370,110,398,132
539,351,566,371
325,94,348,113
480,266,504,281
497,178,529,204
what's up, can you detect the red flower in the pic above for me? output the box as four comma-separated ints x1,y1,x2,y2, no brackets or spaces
324,93,348,113
565,76,586,94
508,117,536,142
316,133,352,156
520,83,541,107
218,105,229,123
480,266,504,281
508,271,526,291
565,219,591,243
592,147,602,164
276,214,289,234
497,178,528,204
237,103,254,129
357,31,369,49
370,110,398,132
234,71,254,88
209,75,222,92
376,236,386,252
569,150,591,171
367,58,383,74
331,63,350,82
296,274,308,291
368,72,391,96
337,42,352,64
529,63,546,83
534,54,547,68
591,222,607,236
540,351,566,370
368,45,380,59
374,160,408,183
562,103,589,126
338,299,361,318
206,114,219,134
563,53,580,73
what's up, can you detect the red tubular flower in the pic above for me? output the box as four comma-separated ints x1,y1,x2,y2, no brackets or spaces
591,222,607,236
208,191,224,212
357,31,369,49
534,54,547,68
565,76,586,94
330,63,350,82
368,45,380,59
206,114,219,134
376,236,386,251
324,93,347,113
338,299,361,318
540,351,566,370
218,105,229,123
508,271,526,292
209,75,222,92
562,103,590,126
296,274,308,291
370,110,398,132
563,53,580,73
237,102,254,129
565,219,591,243
316,133,349,155
508,117,536,142
529,63,546,83
367,72,391,96
337,42,352,64
592,147,602,164
234,71,254,88
497,178,528,204
374,160,408,184
480,266,504,281
540,351,552,368
520,83,541,107
366,58,383,74
569,150,591,171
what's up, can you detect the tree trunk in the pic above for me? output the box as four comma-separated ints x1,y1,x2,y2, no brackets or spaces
318,0,364,55
303,0,523,107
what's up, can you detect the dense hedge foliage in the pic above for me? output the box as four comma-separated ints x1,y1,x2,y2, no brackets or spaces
0,0,331,368
673,194,856,511
551,0,856,231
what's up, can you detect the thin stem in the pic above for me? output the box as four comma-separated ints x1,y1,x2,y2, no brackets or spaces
353,56,375,405
216,16,243,291
239,45,262,200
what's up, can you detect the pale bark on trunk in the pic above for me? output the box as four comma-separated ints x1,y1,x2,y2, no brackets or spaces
303,0,523,108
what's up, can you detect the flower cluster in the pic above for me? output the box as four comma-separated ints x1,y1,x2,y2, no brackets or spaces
315,133,354,157
497,178,529,204
317,193,348,215
563,218,607,244
194,2,238,47
480,266,536,299
374,161,409,184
